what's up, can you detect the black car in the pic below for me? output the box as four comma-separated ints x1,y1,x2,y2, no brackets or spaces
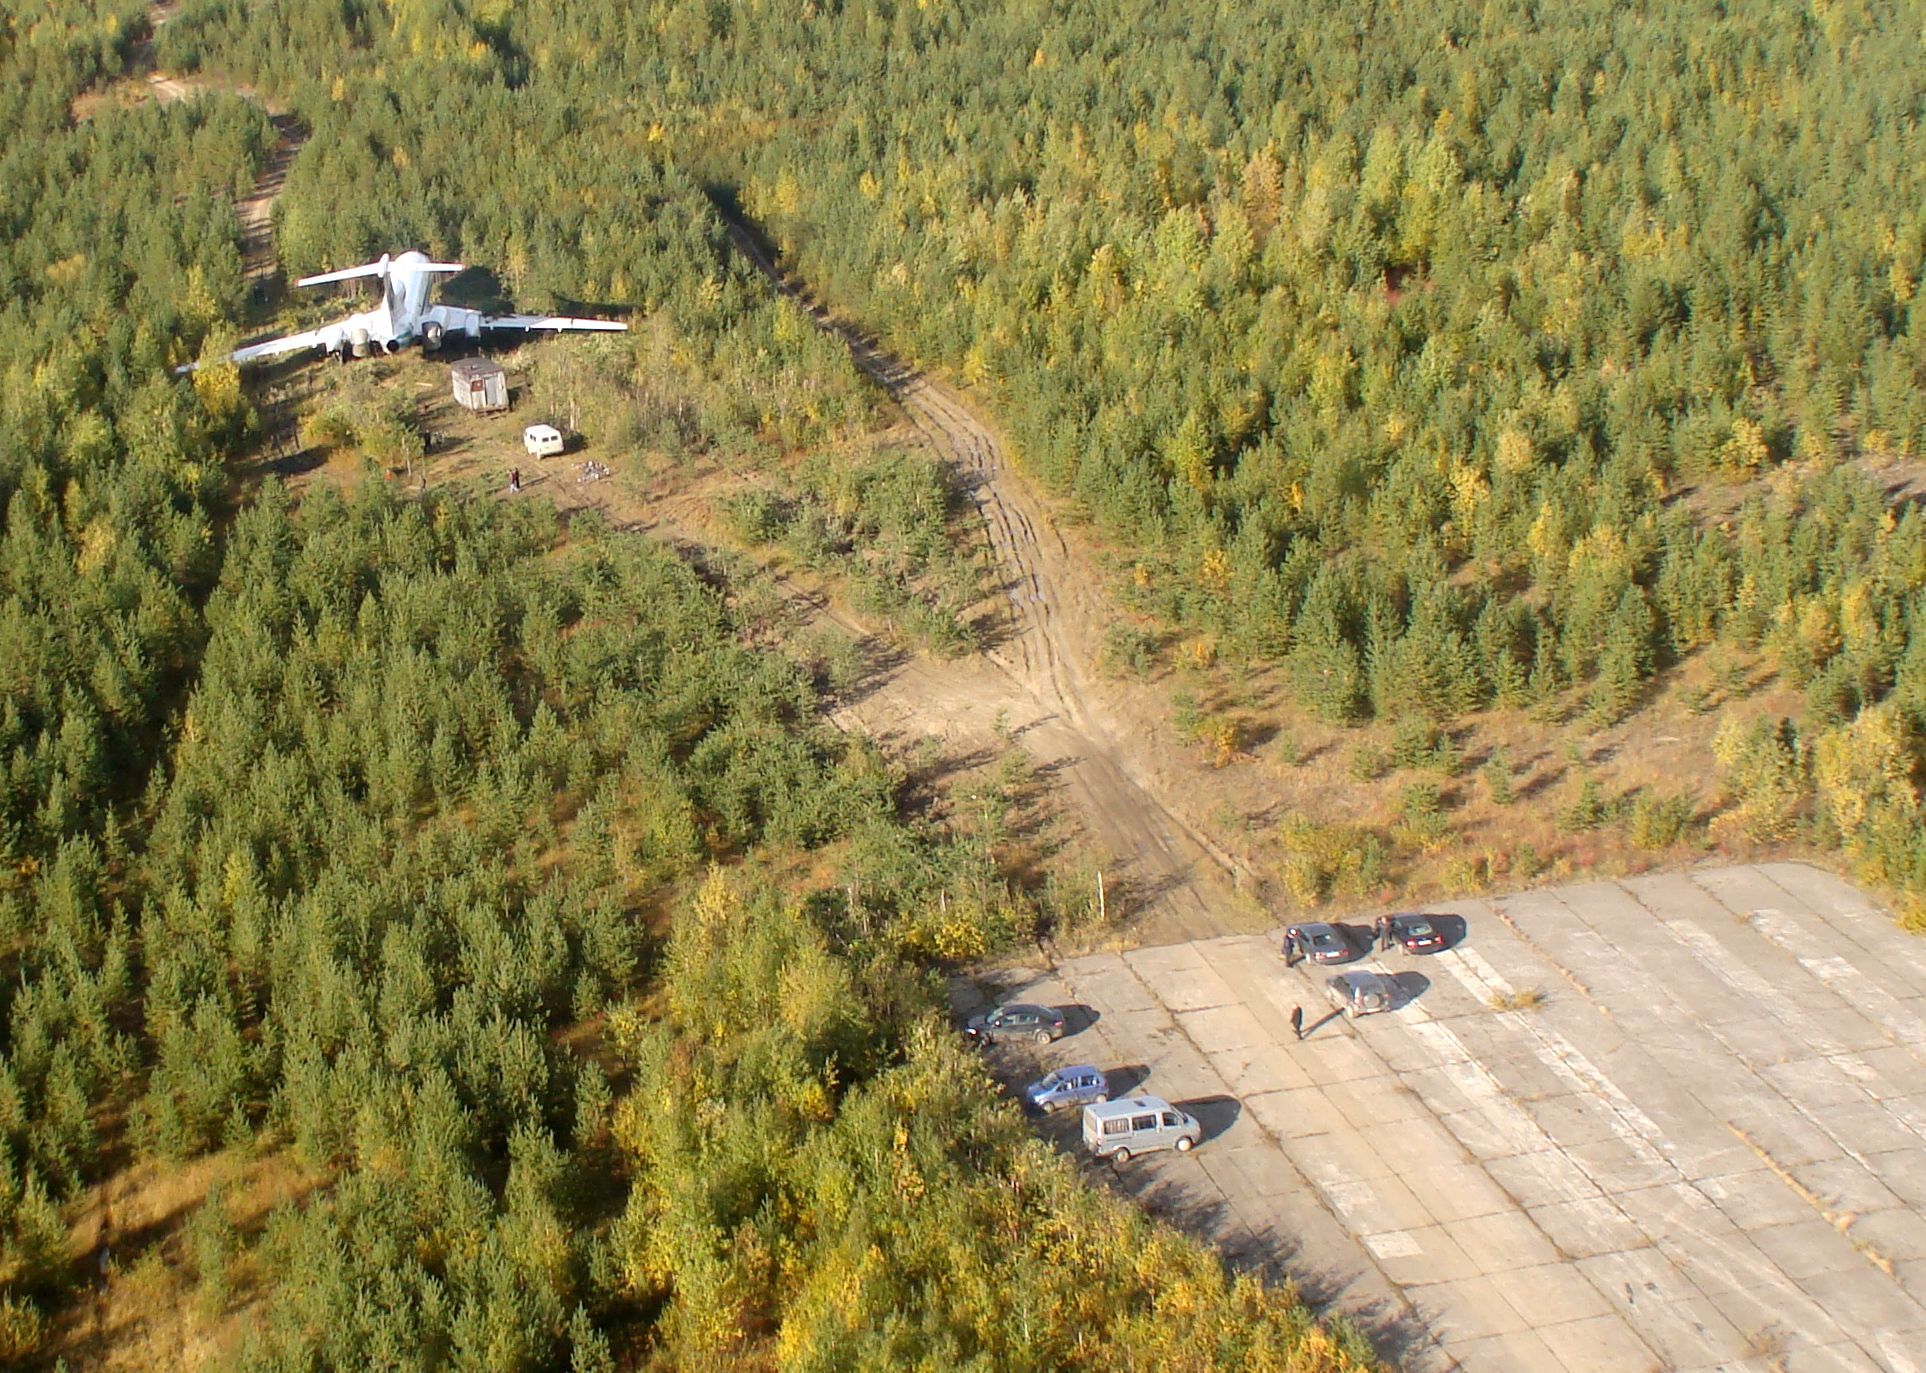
1388,913,1448,954
1283,922,1359,965
964,1002,1068,1046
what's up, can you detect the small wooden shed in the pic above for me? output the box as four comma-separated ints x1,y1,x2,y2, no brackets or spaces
450,357,507,413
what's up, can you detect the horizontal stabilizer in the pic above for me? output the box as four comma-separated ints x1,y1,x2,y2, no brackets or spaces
297,255,466,287
296,260,391,287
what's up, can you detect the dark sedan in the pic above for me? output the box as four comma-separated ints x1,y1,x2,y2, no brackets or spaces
964,1002,1067,1046
1283,922,1359,966
1388,913,1448,954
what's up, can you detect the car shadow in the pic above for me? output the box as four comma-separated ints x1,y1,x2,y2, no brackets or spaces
1178,1094,1242,1144
1056,1003,1101,1036
1389,971,1431,1008
1330,923,1374,962
1104,1063,1151,1097
1431,914,1470,950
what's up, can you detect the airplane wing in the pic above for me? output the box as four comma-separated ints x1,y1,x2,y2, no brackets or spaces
174,324,337,374
481,314,628,333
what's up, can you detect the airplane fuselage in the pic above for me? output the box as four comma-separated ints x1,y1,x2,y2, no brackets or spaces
180,249,625,373
321,251,479,359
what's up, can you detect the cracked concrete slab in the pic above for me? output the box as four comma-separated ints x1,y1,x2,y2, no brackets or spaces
964,864,1926,1371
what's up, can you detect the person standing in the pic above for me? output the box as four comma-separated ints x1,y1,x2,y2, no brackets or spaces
1284,928,1302,968
1290,1004,1305,1041
1378,915,1393,952
509,468,522,493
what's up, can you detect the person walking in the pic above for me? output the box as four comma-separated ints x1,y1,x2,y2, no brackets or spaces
1290,1004,1305,1041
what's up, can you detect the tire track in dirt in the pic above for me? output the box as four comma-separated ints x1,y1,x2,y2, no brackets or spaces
715,213,1256,944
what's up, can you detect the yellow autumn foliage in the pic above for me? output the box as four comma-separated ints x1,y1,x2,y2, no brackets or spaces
1815,705,1918,842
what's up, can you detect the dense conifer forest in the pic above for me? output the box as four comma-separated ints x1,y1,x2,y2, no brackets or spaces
1,1,1373,1367
691,0,1926,903
8,0,1926,1365
166,0,1926,893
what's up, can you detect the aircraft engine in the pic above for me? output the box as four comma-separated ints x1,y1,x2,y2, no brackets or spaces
383,336,403,354
350,326,371,359
421,321,445,350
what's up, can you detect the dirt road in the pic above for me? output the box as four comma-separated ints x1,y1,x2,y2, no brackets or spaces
717,216,1257,943
235,114,302,289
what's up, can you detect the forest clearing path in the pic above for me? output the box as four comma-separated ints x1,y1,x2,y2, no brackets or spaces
121,3,304,290
715,214,1260,944
235,113,303,289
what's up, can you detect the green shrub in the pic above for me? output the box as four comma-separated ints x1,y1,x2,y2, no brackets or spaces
1396,782,1449,851
1626,791,1697,850
1278,814,1387,906
1391,719,1462,775
724,486,790,543
1100,622,1159,678
1481,749,1515,805
1561,778,1614,831
1712,716,1810,842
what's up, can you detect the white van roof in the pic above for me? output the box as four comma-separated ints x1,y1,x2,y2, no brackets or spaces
1083,1095,1173,1124
523,423,561,441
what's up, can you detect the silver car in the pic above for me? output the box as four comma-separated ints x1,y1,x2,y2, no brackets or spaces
1326,969,1395,1018
1082,1095,1202,1162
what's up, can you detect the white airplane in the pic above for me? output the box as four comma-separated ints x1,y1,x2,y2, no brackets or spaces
177,249,626,372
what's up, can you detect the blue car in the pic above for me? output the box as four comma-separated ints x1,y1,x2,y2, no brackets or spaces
1024,1065,1109,1113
